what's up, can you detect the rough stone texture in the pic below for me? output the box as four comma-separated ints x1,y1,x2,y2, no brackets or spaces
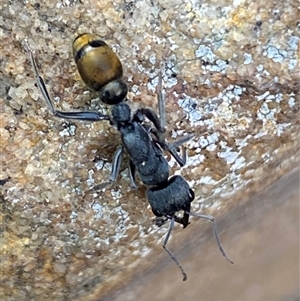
0,0,299,300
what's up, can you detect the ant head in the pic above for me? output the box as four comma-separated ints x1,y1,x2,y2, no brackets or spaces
99,78,128,105
111,102,131,126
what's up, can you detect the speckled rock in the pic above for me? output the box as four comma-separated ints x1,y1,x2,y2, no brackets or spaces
0,0,299,300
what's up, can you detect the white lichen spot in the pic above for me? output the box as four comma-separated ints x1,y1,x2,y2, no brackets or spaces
207,144,217,151
149,53,156,65
287,36,299,51
92,203,104,219
70,211,78,221
265,94,275,101
59,125,76,137
235,135,252,149
243,53,253,65
256,64,264,72
216,59,228,72
95,159,105,171
277,123,290,136
198,137,209,148
185,154,205,166
230,156,246,171
257,102,276,120
218,147,239,165
87,169,94,186
198,175,217,185
288,59,297,70
288,96,295,108
111,188,122,199
178,96,203,124
147,76,157,92
195,45,216,62
207,132,219,144
131,85,141,96
274,93,283,103
256,91,270,101
61,180,70,188
265,46,286,63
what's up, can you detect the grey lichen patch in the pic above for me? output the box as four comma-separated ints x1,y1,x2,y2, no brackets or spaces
1,0,299,300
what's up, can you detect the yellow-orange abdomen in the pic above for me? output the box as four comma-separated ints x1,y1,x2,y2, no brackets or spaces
73,33,123,91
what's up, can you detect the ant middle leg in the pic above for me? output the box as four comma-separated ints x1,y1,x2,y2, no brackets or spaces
92,145,124,191
128,160,138,188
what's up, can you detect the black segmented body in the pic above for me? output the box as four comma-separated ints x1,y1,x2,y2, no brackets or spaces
147,175,194,220
112,102,170,186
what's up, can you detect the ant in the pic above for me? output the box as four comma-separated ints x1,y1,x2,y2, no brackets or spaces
25,33,233,281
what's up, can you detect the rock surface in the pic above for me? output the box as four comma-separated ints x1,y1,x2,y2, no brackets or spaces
0,0,299,300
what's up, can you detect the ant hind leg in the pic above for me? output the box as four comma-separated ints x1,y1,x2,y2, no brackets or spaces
162,217,188,281
187,211,234,264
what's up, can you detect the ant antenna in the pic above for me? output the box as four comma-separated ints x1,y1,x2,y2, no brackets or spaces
163,217,188,281
187,211,234,264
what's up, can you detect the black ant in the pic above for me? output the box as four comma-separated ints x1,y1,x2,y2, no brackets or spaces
25,33,233,281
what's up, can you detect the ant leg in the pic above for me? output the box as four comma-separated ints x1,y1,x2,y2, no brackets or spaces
187,211,234,264
162,217,188,281
24,43,110,122
109,145,123,182
170,134,194,151
156,60,193,164
157,61,166,129
151,128,194,167
90,146,122,205
174,202,191,228
133,107,193,166
92,145,123,191
132,62,167,136
164,134,194,166
128,160,138,188
133,108,165,135
154,216,169,227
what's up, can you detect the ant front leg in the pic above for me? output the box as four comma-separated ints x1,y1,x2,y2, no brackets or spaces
156,61,195,166
157,61,166,129
133,107,193,167
154,131,194,167
132,62,167,136
133,108,165,136
24,42,110,122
